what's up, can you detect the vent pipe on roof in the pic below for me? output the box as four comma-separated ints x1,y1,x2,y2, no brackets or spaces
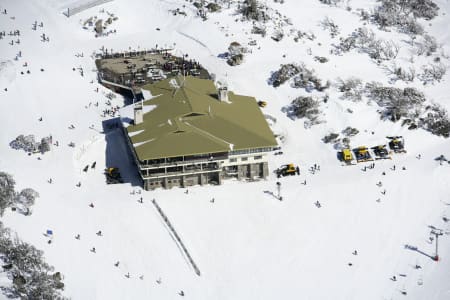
134,100,143,125
218,86,228,102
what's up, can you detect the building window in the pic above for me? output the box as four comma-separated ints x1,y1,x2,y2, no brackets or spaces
254,155,262,160
241,157,248,161
230,158,237,163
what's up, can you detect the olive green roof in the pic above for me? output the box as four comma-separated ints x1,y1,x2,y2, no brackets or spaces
124,76,277,160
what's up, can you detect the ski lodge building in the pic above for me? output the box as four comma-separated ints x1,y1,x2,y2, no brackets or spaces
120,76,277,190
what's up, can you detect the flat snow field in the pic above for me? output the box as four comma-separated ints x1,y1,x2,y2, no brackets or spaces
1,0,450,299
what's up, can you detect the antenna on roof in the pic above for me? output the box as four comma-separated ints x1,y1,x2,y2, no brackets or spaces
181,69,186,88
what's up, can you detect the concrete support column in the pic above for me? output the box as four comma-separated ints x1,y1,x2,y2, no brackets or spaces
250,164,257,178
217,172,222,185
237,165,243,180
262,162,269,179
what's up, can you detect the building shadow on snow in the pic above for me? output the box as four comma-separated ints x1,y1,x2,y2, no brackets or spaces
102,118,143,188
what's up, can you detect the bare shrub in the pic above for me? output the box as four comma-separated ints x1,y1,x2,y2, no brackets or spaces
320,16,340,38
372,0,438,33
322,132,340,143
365,83,426,122
283,96,323,127
239,0,269,22
251,24,266,37
420,104,450,137
386,63,416,82
342,127,359,137
335,27,399,61
336,77,363,101
290,63,329,91
420,63,447,83
319,0,342,5
269,63,301,87
416,34,438,56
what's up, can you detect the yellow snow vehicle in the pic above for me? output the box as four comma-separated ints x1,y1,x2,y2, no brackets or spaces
104,167,123,184
354,146,374,163
342,148,353,162
387,136,406,153
371,144,391,160
276,164,300,177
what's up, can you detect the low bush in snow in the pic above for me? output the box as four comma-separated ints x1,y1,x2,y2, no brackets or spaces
419,63,447,84
415,34,439,56
269,63,301,87
314,56,329,63
251,24,266,37
336,77,364,101
371,0,438,34
239,0,269,22
335,27,399,61
419,104,450,138
320,17,340,38
365,83,426,122
226,42,246,66
322,132,340,144
318,0,342,5
293,29,316,42
270,63,329,91
206,3,221,12
384,63,416,83
283,96,323,127
227,53,244,66
342,126,359,137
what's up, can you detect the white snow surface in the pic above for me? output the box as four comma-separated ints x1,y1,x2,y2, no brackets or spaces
0,0,450,299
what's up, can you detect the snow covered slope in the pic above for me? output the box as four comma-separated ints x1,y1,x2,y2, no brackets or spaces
0,0,449,299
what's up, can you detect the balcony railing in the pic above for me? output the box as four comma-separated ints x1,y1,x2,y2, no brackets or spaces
140,153,228,169
141,162,220,178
